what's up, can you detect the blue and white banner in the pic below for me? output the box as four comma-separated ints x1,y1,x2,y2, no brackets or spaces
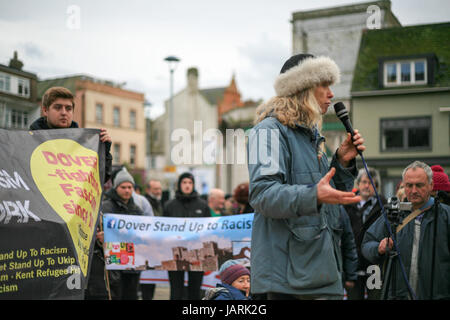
103,213,253,272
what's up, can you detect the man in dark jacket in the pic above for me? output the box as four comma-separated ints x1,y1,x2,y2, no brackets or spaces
29,86,113,300
362,161,450,300
96,167,143,300
164,172,210,300
144,179,164,216
29,86,112,183
342,167,385,300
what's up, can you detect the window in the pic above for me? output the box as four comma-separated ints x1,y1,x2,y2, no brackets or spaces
386,63,396,83
130,145,136,167
383,59,427,87
130,110,136,129
0,107,28,129
381,117,431,151
0,73,11,93
95,103,103,124
113,143,121,164
0,103,6,128
17,78,30,97
113,107,120,127
415,61,425,81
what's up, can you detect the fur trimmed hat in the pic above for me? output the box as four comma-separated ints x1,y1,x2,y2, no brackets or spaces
431,165,450,192
274,54,340,97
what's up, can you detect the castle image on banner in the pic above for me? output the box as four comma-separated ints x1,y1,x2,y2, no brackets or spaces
155,241,233,271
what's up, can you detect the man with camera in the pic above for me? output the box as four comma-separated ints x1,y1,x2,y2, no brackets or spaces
362,161,450,299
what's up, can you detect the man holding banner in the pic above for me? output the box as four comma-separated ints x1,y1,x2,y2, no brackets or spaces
31,87,113,300
0,86,108,299
100,168,143,299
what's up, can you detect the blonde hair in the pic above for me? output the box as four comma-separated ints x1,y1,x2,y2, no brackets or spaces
254,87,322,129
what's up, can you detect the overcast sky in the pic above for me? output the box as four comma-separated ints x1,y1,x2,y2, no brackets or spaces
0,0,448,118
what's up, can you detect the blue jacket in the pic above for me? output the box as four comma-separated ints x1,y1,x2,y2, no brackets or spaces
362,200,450,299
248,117,357,297
213,283,250,300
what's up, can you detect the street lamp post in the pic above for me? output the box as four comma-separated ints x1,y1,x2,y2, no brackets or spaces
164,56,180,166
164,56,180,199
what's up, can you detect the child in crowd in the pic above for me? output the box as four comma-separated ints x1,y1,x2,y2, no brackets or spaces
203,260,251,300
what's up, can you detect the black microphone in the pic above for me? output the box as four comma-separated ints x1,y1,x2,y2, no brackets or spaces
334,102,362,155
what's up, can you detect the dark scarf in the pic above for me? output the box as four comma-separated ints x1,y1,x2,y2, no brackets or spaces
29,117,79,130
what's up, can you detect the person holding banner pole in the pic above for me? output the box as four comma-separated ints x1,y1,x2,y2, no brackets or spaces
164,172,210,300
248,54,365,300
100,168,144,299
29,86,114,300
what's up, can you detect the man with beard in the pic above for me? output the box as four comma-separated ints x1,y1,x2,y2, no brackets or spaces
145,179,164,216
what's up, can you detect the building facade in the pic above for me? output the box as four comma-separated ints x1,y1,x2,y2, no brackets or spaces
149,68,223,195
217,77,260,194
0,51,39,130
351,22,450,197
150,68,260,195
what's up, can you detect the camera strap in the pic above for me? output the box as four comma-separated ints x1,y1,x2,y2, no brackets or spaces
396,206,432,234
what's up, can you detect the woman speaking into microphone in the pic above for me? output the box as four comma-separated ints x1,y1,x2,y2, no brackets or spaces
248,54,365,300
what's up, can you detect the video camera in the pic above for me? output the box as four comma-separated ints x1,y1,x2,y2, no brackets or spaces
384,196,412,226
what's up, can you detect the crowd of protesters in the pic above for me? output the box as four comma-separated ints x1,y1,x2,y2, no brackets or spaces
31,81,450,301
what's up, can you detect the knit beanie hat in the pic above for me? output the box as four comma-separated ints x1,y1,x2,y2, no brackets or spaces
431,165,450,192
219,259,239,274
274,53,340,97
220,263,250,285
177,172,195,191
113,167,135,189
